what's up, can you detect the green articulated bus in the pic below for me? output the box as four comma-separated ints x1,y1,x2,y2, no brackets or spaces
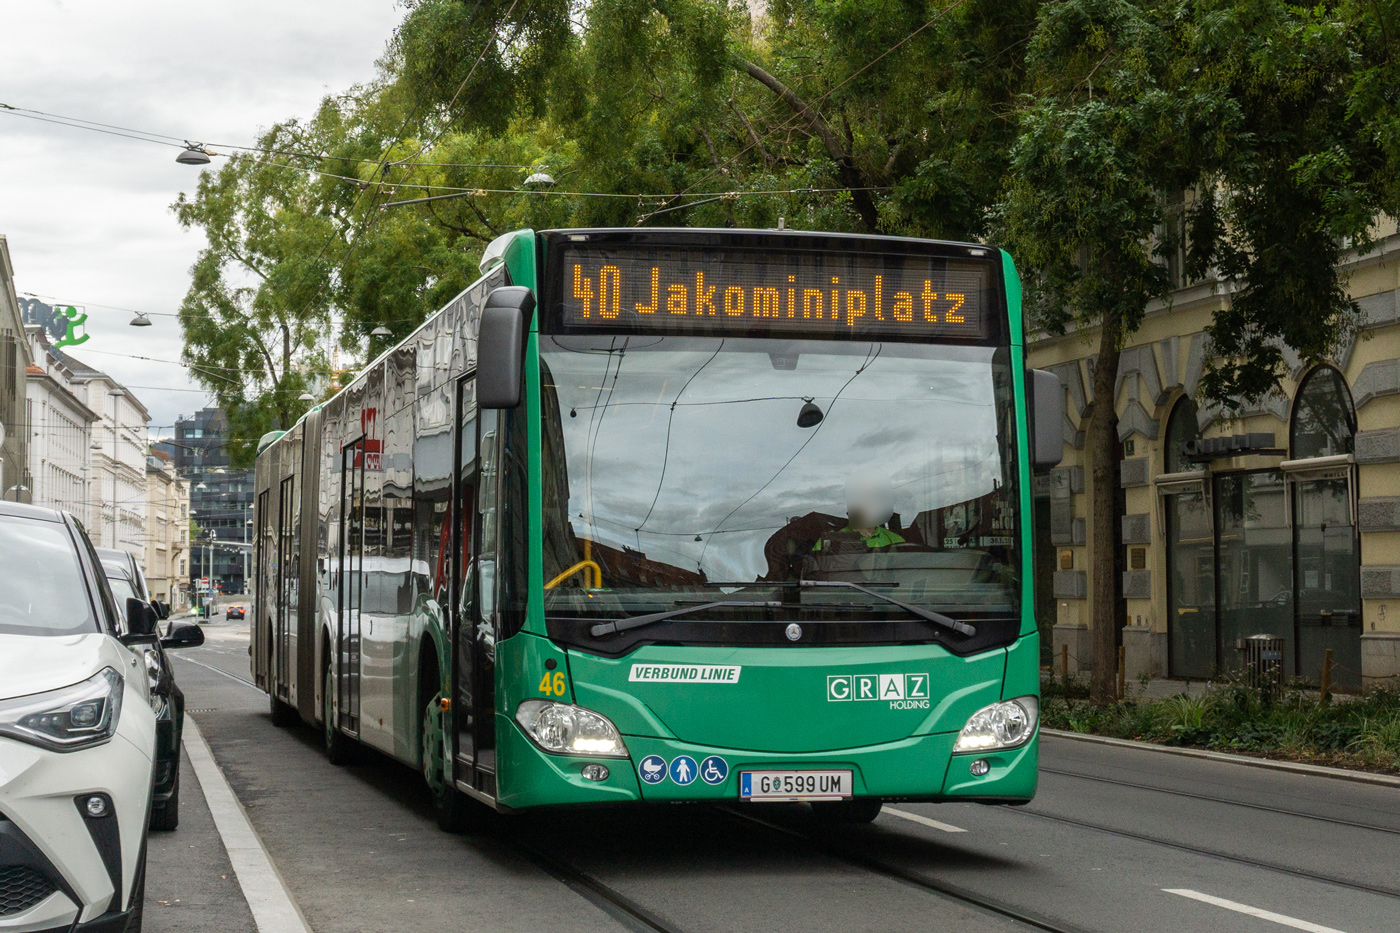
252,227,1064,826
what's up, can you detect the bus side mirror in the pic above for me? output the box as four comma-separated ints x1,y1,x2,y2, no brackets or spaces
1030,369,1064,473
478,286,536,409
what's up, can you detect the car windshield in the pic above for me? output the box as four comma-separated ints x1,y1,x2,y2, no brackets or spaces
539,336,1020,631
0,516,97,637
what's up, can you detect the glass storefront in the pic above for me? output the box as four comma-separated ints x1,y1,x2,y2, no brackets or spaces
1164,367,1361,685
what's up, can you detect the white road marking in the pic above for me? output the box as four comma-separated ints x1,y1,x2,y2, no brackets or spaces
1163,889,1348,933
183,718,313,933
884,807,967,833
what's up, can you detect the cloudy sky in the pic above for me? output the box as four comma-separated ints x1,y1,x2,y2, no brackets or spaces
1,0,403,435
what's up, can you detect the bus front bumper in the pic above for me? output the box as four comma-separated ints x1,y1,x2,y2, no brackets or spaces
495,717,1037,809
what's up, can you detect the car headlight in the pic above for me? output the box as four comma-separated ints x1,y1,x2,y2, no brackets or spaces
515,700,628,758
953,696,1038,753
0,668,125,752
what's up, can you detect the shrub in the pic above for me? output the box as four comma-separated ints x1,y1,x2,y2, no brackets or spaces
1040,676,1400,773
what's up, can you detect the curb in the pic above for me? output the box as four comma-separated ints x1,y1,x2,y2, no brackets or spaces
1042,728,1400,789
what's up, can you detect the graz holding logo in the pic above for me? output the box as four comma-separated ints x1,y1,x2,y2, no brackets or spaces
827,672,930,709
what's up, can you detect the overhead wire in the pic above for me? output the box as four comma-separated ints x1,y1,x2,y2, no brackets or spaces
244,0,499,367
0,102,539,168
635,341,725,535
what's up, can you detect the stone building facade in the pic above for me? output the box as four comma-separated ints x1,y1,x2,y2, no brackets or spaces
24,327,98,523
1027,228,1400,690
144,454,190,609
0,236,33,500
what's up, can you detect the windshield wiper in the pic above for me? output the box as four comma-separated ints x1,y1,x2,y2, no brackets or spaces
589,600,783,637
797,580,976,637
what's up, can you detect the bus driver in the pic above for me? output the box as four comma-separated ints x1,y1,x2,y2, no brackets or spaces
814,472,906,553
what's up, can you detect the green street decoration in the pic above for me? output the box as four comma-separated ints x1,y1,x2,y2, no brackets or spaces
52,306,90,350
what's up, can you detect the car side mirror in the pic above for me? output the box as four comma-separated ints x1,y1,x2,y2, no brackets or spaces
151,599,171,620
1029,369,1065,474
160,620,206,650
477,286,535,409
121,597,160,646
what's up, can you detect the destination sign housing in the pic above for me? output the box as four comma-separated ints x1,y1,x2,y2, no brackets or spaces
555,243,993,339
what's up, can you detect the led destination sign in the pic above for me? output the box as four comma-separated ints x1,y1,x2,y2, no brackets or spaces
558,244,992,339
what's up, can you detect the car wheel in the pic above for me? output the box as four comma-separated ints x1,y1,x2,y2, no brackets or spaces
810,799,883,824
323,653,355,765
269,693,297,728
149,770,180,832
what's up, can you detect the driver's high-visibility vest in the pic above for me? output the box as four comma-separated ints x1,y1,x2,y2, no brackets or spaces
813,526,906,551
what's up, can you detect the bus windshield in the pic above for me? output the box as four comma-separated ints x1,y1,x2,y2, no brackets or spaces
539,335,1021,638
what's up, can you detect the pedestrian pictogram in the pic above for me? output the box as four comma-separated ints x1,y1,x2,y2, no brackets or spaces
669,755,698,785
700,756,728,785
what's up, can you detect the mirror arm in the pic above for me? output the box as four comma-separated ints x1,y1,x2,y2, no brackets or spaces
120,633,160,647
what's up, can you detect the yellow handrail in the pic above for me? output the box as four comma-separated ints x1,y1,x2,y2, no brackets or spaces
545,559,602,590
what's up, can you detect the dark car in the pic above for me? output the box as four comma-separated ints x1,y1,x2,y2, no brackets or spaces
225,605,246,621
96,547,203,831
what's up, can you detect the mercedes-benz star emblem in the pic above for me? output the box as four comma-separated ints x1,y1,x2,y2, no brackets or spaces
785,623,802,642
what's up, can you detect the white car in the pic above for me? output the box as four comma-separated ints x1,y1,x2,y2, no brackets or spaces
0,502,157,932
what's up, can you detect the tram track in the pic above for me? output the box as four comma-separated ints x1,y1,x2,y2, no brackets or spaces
721,806,1090,933
518,842,686,933
1010,805,1400,900
1040,766,1400,836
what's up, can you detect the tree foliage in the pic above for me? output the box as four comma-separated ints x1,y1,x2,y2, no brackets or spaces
175,0,1397,694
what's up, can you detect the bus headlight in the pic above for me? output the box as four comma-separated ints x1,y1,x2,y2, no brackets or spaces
515,700,628,758
0,668,125,752
953,696,1038,753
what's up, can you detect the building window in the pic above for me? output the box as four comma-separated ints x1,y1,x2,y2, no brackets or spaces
1163,396,1215,679
1290,365,1356,460
1163,396,1202,474
1289,365,1361,688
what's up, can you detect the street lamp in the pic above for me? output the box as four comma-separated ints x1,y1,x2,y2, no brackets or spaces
177,144,212,165
370,325,392,339
129,312,153,327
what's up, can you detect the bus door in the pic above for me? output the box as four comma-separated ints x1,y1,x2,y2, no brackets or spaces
275,474,295,701
339,439,366,735
254,488,270,689
451,377,498,794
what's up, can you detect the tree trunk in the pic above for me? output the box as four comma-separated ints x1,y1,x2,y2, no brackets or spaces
1088,312,1124,703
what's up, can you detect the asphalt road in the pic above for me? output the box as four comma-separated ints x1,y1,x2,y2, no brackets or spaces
149,624,1400,933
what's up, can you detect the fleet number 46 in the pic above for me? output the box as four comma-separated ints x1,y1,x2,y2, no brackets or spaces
538,671,567,696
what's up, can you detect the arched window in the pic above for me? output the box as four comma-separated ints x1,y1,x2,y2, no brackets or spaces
1163,396,1201,473
1290,366,1356,460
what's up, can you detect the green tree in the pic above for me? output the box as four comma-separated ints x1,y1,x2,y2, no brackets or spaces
998,0,1203,702
999,0,1383,701
173,111,348,463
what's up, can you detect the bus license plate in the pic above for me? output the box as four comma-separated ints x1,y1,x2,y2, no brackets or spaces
739,770,852,802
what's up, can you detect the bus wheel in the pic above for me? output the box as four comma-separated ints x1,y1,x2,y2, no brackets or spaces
421,695,479,833
811,799,883,824
322,654,355,765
